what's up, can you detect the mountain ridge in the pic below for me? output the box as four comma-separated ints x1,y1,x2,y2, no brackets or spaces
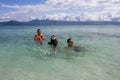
0,19,120,26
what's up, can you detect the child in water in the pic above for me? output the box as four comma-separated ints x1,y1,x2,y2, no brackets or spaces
47,35,60,55
48,35,59,48
34,29,45,45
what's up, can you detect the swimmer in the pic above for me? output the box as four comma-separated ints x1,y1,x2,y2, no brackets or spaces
65,38,84,52
48,35,60,48
34,29,45,45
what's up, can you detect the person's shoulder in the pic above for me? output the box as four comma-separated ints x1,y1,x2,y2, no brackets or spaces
73,46,85,52
41,34,46,39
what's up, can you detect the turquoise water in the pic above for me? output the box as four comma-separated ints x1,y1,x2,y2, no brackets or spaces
0,25,120,80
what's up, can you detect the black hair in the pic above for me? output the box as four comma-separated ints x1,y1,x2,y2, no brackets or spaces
37,29,40,32
67,38,72,43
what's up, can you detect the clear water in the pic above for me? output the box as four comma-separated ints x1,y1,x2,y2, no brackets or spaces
0,25,120,80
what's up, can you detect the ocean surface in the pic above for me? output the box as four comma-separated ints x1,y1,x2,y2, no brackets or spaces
0,25,120,80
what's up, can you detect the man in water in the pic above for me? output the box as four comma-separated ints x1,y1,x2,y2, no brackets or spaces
65,38,84,52
34,29,45,45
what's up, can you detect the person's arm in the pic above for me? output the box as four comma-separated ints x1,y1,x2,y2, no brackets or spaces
34,35,37,41
34,34,43,45
58,41,61,44
41,35,46,40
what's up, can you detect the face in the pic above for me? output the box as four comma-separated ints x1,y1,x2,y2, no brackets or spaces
67,40,74,47
37,29,42,35
51,35,56,40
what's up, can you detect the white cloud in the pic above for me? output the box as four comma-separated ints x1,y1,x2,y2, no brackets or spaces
0,0,120,21
0,15,10,20
38,13,101,21
0,3,20,8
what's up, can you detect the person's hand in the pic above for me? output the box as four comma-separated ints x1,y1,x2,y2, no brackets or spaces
58,42,61,44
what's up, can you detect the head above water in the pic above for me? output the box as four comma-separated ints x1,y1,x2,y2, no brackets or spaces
67,38,74,47
51,35,56,40
37,29,42,35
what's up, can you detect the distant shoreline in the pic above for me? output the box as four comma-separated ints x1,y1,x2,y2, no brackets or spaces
0,19,120,26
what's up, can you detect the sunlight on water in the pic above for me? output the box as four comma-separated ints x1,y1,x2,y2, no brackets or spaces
0,25,120,80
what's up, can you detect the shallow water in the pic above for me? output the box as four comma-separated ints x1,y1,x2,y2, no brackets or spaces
0,25,120,80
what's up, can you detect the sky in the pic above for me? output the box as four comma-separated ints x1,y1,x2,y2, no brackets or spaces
0,0,120,22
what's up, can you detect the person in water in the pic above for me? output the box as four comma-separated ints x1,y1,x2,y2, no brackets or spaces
34,29,45,45
67,38,74,48
65,38,84,52
48,35,59,48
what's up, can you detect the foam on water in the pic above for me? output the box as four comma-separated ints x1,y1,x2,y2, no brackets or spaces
0,25,120,80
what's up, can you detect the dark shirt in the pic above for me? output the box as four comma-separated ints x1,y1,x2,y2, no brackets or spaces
48,39,58,48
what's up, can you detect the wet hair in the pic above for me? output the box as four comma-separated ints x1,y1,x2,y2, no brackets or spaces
52,35,55,36
51,35,55,37
37,29,40,33
67,38,72,43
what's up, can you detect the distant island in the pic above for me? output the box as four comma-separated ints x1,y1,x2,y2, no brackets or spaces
0,19,120,26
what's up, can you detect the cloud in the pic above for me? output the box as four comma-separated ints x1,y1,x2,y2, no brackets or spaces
0,15,10,20
0,3,20,8
0,0,120,21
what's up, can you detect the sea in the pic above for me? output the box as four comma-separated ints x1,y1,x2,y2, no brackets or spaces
0,25,120,80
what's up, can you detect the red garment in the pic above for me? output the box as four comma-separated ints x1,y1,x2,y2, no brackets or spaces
34,34,45,41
